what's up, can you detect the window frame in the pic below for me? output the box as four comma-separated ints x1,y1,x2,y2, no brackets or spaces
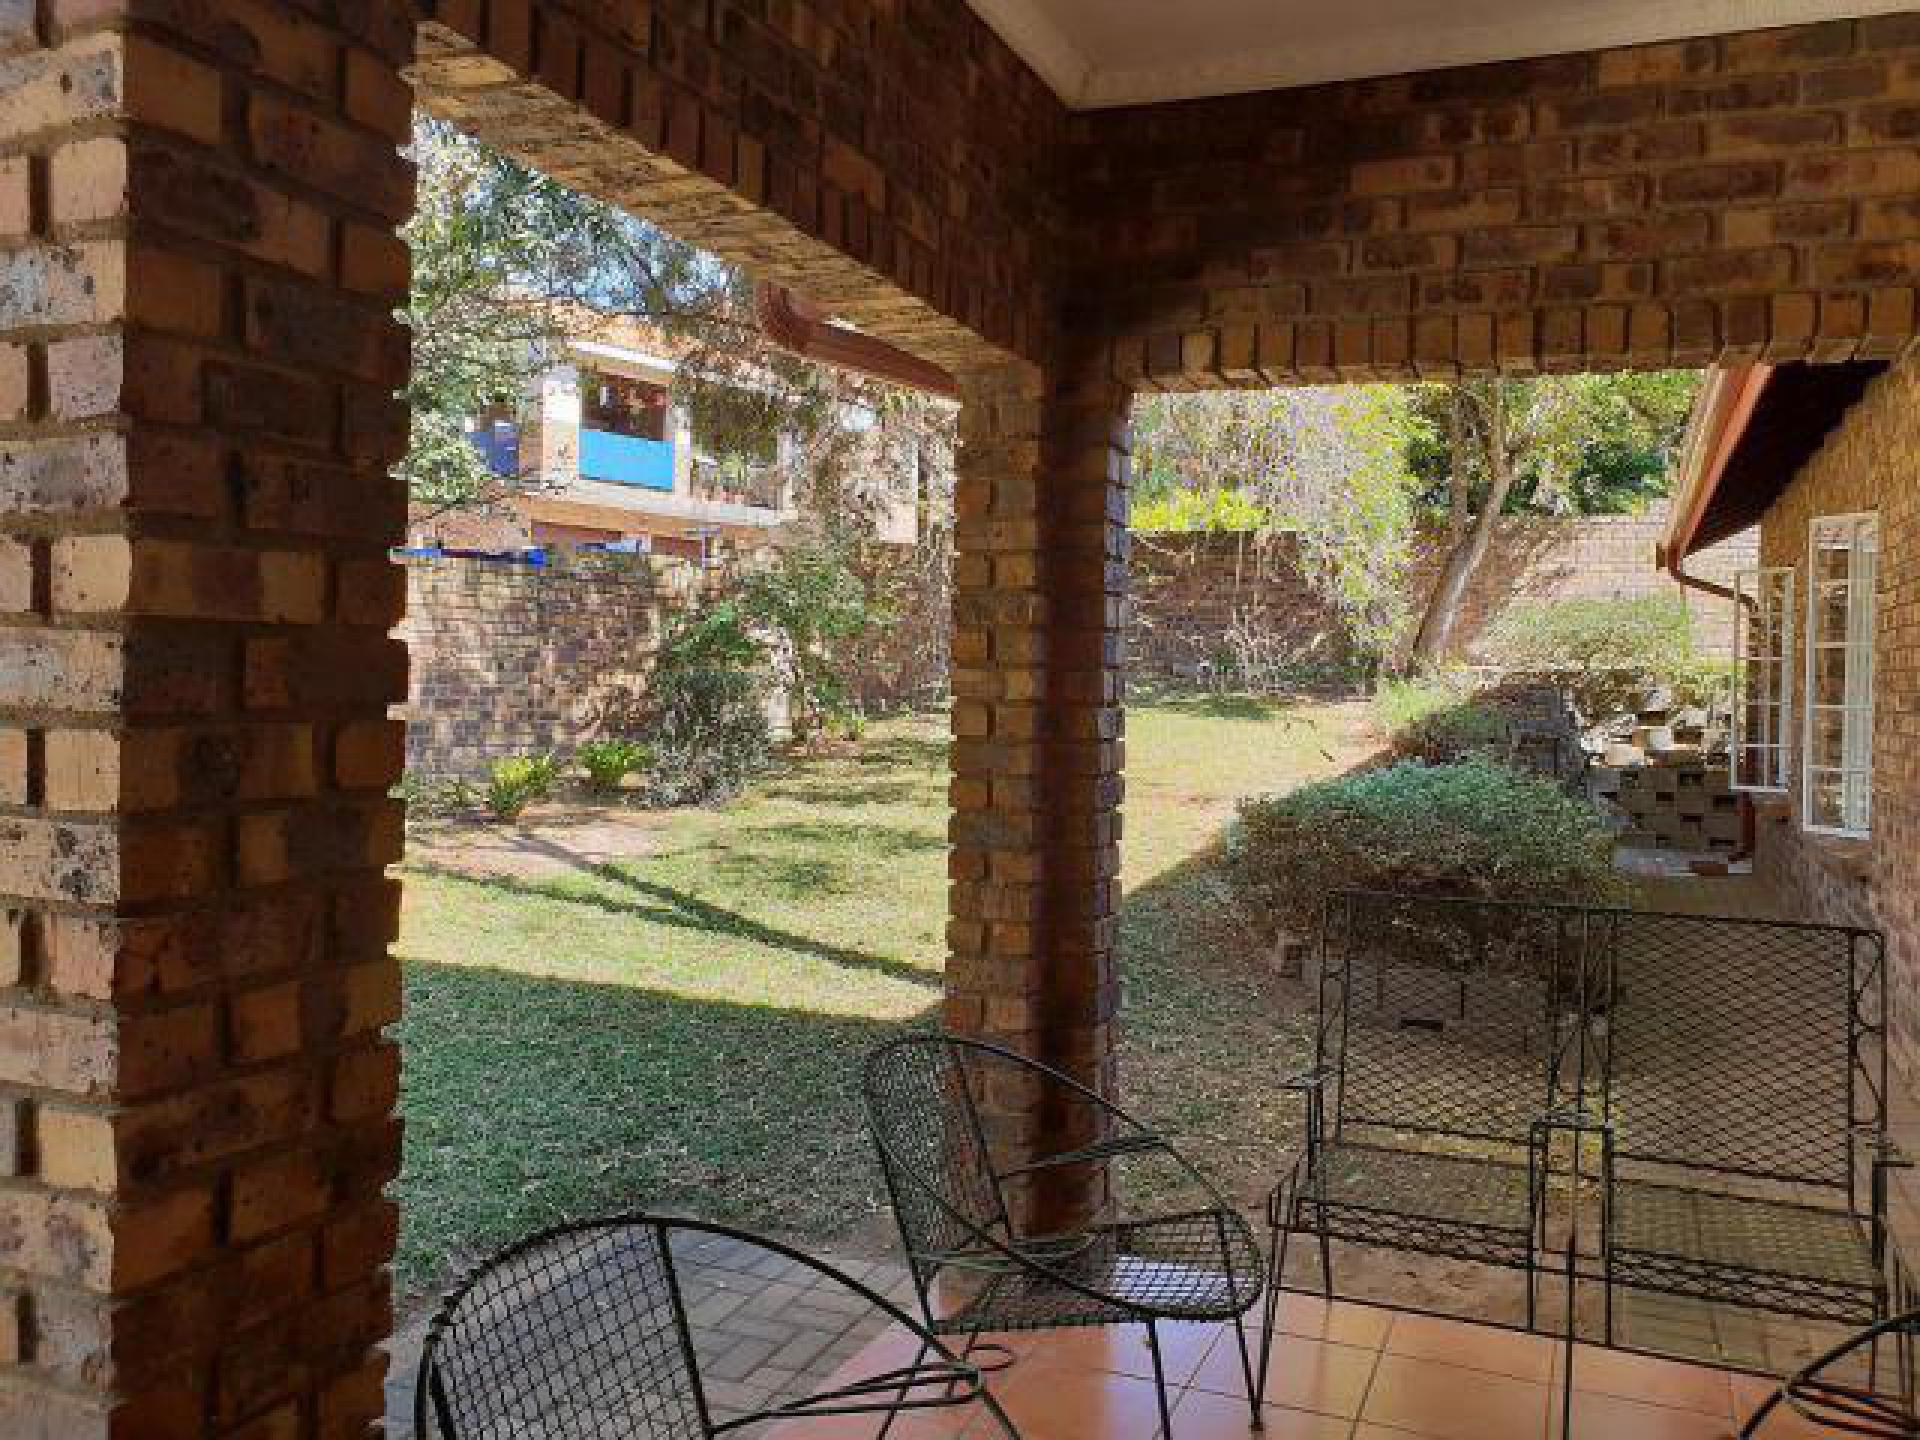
1729,565,1794,795
1800,511,1878,839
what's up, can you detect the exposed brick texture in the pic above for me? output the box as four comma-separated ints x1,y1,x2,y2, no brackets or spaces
409,0,1062,374
946,357,1127,1231
1130,512,1756,682
396,551,728,776
4,1,1920,1429
1064,19,1920,386
0,2,410,1436
1751,356,1920,1085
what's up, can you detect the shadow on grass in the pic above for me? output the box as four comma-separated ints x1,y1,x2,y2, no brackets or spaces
1145,692,1285,722
754,778,933,807
394,958,933,1295
848,733,950,770
410,861,937,989
1115,847,1320,1216
729,818,944,858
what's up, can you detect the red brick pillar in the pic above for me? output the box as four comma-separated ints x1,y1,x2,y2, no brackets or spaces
0,4,412,1435
947,354,1130,1224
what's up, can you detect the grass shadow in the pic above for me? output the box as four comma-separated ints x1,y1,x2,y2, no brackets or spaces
395,959,934,1295
410,861,936,989
729,818,944,859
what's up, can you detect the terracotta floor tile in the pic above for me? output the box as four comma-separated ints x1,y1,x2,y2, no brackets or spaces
1361,1353,1551,1440
1549,1388,1738,1440
1191,1332,1376,1418
1728,1373,1881,1439
1170,1386,1353,1439
1269,1293,1395,1350
1029,1321,1224,1388
1558,1343,1733,1417
1384,1312,1558,1384
988,1358,1170,1440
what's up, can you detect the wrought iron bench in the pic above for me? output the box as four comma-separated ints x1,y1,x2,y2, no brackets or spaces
1265,892,1897,1361
1261,891,1597,1355
1593,910,1895,1339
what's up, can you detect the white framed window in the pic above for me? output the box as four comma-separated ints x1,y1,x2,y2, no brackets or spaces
1730,567,1793,793
1802,513,1878,837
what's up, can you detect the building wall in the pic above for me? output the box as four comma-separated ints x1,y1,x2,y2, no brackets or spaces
396,551,730,777
1066,16,1920,386
1752,355,1920,1082
1129,511,1755,682
400,510,1752,777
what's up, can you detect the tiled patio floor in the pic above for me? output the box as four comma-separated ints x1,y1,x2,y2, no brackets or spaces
777,1295,1816,1440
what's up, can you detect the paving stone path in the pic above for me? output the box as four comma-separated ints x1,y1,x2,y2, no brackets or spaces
384,1237,917,1435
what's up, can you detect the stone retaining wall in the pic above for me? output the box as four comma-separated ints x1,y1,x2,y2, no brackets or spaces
1130,509,1756,683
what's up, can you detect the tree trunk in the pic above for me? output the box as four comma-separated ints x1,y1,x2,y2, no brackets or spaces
1409,390,1516,671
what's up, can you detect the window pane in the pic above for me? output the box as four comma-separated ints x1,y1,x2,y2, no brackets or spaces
1803,517,1876,832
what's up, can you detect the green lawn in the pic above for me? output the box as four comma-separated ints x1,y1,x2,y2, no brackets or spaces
393,695,1374,1294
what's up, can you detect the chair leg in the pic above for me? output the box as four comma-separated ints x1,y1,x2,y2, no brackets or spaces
1735,1385,1784,1439
1146,1320,1176,1439
1230,1308,1263,1430
1317,1218,1333,1299
1255,1218,1292,1413
871,1336,934,1440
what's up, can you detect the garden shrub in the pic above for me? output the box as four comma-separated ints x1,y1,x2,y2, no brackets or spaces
641,665,772,806
395,771,477,817
485,753,559,821
576,737,653,794
1227,759,1624,938
637,606,772,805
1374,678,1509,763
1484,595,1718,732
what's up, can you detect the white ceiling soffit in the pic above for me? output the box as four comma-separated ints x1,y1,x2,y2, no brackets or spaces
966,0,1920,109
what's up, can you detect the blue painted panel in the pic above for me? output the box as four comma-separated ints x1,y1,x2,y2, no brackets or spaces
580,429,675,490
468,423,520,477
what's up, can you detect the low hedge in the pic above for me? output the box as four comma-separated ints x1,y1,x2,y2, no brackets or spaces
1226,758,1624,938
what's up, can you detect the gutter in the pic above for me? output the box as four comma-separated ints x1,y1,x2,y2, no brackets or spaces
753,284,959,400
1658,363,1774,604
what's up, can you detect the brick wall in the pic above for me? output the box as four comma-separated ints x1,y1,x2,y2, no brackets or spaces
0,2,412,1435
1751,355,1920,1082
396,551,727,777
1067,16,1920,386
1128,511,1756,681
411,0,1063,374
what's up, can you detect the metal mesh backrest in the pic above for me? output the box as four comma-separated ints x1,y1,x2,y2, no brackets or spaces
422,1221,707,1440
1324,893,1588,1146
864,1038,1010,1266
1605,913,1862,1187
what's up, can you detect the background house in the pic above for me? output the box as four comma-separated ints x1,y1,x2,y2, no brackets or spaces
411,312,924,558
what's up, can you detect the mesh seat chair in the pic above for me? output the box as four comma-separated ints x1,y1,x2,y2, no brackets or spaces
1740,1306,1920,1436
1594,912,1894,1340
1260,891,1597,1382
863,1034,1265,1438
415,1213,1022,1439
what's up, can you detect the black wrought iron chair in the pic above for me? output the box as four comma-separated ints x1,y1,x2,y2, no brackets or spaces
1593,911,1895,1341
1740,1306,1920,1437
414,1212,1022,1439
862,1033,1265,1439
1261,891,1597,1380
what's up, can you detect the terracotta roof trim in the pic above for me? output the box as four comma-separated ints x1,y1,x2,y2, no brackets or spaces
1661,363,1774,569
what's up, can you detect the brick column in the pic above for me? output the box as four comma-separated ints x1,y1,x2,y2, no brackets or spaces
947,354,1130,1226
0,4,412,1436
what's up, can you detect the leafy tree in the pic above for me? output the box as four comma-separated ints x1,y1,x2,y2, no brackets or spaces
401,119,952,545
1405,372,1698,668
1131,387,1426,667
740,543,879,740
